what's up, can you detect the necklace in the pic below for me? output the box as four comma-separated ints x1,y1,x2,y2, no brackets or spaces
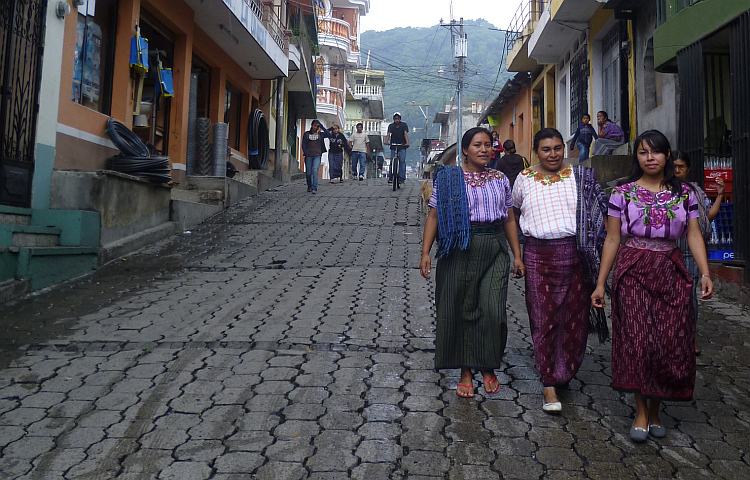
522,165,573,186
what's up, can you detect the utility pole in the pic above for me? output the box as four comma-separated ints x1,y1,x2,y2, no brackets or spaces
441,18,467,163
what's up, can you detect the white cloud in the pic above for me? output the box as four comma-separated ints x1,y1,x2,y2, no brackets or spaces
360,0,519,32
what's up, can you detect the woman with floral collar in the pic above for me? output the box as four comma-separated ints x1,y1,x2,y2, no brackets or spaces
591,130,713,443
512,128,609,414
420,127,524,398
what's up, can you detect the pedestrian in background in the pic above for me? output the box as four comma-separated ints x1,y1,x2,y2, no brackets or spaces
420,127,524,399
385,112,409,184
489,130,504,168
349,122,370,181
591,130,713,443
673,151,724,355
513,128,609,414
327,124,347,184
302,120,331,194
569,113,597,162
496,139,528,188
593,110,626,155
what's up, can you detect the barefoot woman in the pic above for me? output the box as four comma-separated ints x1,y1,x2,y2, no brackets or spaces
420,127,524,398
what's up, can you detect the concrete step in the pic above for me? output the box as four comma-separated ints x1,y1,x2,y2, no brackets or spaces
171,188,224,206
1,246,99,291
0,205,32,226
171,199,223,232
0,225,62,248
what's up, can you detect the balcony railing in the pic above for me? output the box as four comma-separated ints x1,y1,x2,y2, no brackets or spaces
503,0,548,63
345,119,383,135
263,3,286,51
243,0,263,20
318,18,358,52
353,84,382,98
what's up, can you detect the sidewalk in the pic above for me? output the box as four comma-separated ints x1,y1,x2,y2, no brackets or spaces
0,178,749,479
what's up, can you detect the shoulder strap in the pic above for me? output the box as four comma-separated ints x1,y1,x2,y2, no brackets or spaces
522,157,529,168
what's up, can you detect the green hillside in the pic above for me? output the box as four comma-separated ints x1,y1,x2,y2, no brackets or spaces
360,19,512,167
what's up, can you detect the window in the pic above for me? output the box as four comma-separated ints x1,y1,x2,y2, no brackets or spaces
71,0,118,114
570,45,589,134
601,31,621,125
225,82,243,150
518,113,524,144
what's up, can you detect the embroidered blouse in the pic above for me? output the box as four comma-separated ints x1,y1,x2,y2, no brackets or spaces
428,168,513,223
608,182,699,242
512,166,578,239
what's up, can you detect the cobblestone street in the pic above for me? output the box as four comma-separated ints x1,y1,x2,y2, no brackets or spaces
1,178,749,479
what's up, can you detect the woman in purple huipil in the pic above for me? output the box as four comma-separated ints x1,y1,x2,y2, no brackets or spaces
592,130,714,443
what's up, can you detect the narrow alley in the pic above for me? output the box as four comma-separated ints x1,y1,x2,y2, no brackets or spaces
1,179,749,480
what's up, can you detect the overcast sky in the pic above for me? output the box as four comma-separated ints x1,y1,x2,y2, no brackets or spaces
359,0,518,32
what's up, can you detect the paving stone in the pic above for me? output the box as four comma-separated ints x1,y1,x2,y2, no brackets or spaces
0,407,46,426
401,451,451,476
157,461,212,479
254,461,307,480
1,180,748,480
265,438,315,462
174,439,225,461
305,447,357,472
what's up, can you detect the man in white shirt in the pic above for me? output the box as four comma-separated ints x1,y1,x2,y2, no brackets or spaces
349,123,370,181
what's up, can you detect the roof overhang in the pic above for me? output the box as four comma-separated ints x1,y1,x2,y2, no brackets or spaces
287,44,316,118
479,73,531,125
184,0,288,79
529,0,605,65
603,0,648,19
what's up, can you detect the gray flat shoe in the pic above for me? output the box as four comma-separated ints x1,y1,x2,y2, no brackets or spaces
630,424,649,443
649,424,666,438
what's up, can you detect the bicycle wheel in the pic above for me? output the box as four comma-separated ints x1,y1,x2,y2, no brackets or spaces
392,156,399,191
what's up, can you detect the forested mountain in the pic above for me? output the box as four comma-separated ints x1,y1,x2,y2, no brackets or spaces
360,19,512,166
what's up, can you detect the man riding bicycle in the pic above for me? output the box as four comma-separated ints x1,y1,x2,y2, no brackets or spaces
385,112,409,184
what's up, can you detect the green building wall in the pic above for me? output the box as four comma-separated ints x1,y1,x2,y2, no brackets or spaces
654,0,750,70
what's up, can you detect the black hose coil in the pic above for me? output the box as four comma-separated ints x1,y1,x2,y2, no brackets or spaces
107,155,172,183
105,117,150,158
248,109,269,169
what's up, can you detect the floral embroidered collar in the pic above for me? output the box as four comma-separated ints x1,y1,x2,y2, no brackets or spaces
615,182,692,228
462,168,506,187
521,166,573,186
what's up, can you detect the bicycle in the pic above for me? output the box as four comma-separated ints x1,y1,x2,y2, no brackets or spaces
389,143,407,191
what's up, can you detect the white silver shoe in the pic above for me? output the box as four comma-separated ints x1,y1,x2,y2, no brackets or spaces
542,401,562,413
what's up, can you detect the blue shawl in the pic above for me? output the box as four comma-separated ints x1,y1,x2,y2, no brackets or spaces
434,166,470,258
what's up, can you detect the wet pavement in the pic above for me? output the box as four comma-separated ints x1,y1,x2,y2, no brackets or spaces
1,177,749,479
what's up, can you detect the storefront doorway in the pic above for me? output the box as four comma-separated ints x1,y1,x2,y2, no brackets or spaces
135,11,175,156
0,0,45,207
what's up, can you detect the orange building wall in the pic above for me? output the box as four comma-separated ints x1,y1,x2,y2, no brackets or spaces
55,0,266,182
492,86,533,162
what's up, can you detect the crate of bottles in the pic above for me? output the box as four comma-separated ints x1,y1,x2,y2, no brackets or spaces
707,203,733,261
704,156,732,196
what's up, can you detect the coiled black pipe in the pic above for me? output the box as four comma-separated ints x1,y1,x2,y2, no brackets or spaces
105,117,150,158
248,109,269,169
106,155,172,183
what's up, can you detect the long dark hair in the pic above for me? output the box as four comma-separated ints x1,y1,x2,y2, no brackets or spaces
621,130,683,195
532,128,564,153
308,119,322,133
461,127,493,155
